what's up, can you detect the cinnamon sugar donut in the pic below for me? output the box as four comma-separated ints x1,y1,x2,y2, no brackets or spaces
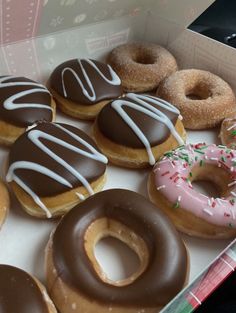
157,69,236,129
108,43,178,92
219,117,236,148
46,189,188,313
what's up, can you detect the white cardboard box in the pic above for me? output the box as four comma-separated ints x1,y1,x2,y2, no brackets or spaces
0,1,235,312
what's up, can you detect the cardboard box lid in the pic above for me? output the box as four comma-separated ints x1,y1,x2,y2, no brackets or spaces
150,0,215,28
0,0,215,46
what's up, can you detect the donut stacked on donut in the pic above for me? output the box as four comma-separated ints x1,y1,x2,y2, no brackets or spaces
0,76,56,145
157,69,236,129
108,43,178,92
46,189,188,313
220,117,236,148
48,59,122,120
0,264,56,313
0,179,10,229
6,122,108,218
148,143,236,239
94,93,186,168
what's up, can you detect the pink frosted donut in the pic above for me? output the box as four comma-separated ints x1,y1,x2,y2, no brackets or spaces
148,143,236,238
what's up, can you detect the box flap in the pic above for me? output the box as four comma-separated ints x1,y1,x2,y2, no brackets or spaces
151,0,215,28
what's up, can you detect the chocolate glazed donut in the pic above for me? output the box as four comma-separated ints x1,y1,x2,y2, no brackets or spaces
94,93,186,168
0,265,56,313
0,75,56,146
48,59,122,120
46,189,188,313
7,122,107,218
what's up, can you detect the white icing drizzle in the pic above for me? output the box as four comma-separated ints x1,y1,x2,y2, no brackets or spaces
6,123,108,218
61,59,121,101
0,76,52,112
111,93,184,165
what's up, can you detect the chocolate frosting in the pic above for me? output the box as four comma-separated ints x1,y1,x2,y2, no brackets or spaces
52,189,188,307
97,93,180,148
0,76,53,127
0,265,48,313
8,122,107,197
49,59,122,105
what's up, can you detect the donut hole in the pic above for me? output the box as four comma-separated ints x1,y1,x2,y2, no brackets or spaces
133,53,156,65
84,218,149,287
186,83,212,100
95,237,140,282
190,164,232,198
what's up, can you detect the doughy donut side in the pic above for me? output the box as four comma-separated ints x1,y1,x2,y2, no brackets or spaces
46,240,159,313
93,118,186,168
148,172,236,239
0,99,56,146
157,69,236,129
0,180,10,229
219,117,236,148
34,277,58,313
108,43,178,92
50,87,110,120
9,174,106,218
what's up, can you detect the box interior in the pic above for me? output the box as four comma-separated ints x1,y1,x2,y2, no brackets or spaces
0,1,236,312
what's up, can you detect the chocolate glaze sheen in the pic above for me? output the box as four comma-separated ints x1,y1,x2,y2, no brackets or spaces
0,265,48,313
8,122,106,196
0,76,52,127
52,189,188,307
49,59,122,105
97,94,179,148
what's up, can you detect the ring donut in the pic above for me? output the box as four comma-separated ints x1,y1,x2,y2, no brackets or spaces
0,179,9,229
157,69,236,129
108,43,178,92
46,189,188,313
0,264,57,312
148,143,236,238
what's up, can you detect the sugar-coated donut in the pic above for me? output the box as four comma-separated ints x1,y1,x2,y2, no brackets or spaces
108,42,178,92
157,69,236,129
219,117,236,148
48,59,122,120
0,264,57,313
0,179,10,229
148,143,236,239
93,93,186,168
6,122,108,218
0,75,56,146
46,189,188,313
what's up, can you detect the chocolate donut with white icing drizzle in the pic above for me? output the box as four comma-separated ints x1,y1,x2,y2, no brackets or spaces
0,76,55,146
0,264,57,313
49,59,122,120
7,122,108,218
94,93,186,168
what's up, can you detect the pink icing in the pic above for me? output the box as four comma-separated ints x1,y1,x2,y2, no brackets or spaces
153,143,236,228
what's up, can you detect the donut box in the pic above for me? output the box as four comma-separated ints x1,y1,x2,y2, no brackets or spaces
0,0,236,312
